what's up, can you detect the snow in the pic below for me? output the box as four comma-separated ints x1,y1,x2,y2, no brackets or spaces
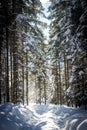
65,29,71,35
67,55,72,60
79,70,84,76
40,0,49,4
16,14,27,23
0,102,87,130
53,0,60,5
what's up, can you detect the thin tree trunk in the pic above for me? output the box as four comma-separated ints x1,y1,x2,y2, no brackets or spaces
10,42,13,102
35,74,38,103
22,42,25,105
5,28,10,102
58,61,62,104
26,52,29,105
38,77,41,105
5,0,9,102
64,51,68,105
55,49,59,104
44,78,46,104
13,23,18,103
56,62,59,104
22,64,25,105
0,39,2,103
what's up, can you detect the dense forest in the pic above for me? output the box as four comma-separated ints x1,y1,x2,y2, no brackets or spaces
0,0,87,108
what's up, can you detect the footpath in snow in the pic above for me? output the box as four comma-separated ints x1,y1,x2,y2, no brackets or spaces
0,102,87,130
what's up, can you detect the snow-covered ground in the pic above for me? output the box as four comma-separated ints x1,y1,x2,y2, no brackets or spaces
0,102,87,130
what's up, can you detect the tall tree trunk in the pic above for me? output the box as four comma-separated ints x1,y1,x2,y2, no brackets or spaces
64,51,68,105
55,49,59,104
22,42,25,105
12,23,18,103
5,1,9,102
10,41,13,102
6,27,10,102
0,37,2,103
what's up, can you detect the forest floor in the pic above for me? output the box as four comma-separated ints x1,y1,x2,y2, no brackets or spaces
0,102,87,130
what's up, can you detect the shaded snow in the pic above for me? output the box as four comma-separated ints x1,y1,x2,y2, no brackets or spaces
79,70,84,76
16,14,27,23
0,103,87,130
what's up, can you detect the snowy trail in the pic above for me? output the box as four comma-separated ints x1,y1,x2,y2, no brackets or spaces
30,105,59,130
26,104,87,130
0,103,87,130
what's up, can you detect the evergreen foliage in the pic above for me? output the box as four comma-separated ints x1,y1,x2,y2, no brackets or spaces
0,0,87,107
0,0,46,104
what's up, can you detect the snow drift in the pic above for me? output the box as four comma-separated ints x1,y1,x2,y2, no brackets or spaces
0,102,87,130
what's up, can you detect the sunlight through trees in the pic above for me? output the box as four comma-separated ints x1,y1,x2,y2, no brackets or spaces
0,0,87,108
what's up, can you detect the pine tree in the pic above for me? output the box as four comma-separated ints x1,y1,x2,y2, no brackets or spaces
68,0,87,108
0,0,46,104
48,0,71,105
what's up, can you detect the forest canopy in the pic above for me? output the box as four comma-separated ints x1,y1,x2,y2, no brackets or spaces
0,0,87,108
